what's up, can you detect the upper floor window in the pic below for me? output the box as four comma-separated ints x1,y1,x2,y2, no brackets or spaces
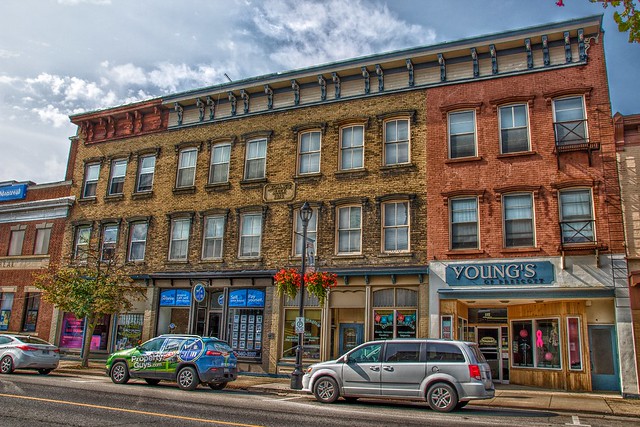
294,207,317,257
559,189,594,244
384,119,410,166
73,226,91,261
101,224,118,261
340,125,364,170
499,104,530,153
337,205,362,254
448,111,476,159
108,159,127,195
383,201,409,253
136,155,156,192
553,96,587,146
34,225,52,255
8,228,25,256
169,218,191,260
82,163,100,198
209,143,231,184
298,131,321,175
176,148,197,188
450,197,478,250
239,213,262,258
244,139,267,180
503,193,535,247
128,222,148,262
202,215,225,260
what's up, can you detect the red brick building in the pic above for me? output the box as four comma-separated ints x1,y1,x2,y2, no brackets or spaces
0,180,73,341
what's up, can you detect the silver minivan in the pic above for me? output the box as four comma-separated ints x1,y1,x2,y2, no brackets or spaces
302,339,494,412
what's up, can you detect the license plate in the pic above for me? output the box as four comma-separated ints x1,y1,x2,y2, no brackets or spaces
43,350,49,355
224,368,230,373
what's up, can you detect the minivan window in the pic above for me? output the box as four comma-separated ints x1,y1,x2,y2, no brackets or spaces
468,344,487,363
426,343,465,362
384,342,421,362
348,343,382,363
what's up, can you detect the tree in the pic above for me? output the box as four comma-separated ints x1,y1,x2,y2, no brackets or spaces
556,0,640,43
33,249,146,368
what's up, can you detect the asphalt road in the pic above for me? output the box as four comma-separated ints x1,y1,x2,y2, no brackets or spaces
0,372,634,427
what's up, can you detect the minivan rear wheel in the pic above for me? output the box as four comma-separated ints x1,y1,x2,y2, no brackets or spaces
313,376,339,403
427,382,458,413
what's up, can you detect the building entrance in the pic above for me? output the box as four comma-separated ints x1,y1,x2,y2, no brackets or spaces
476,326,509,383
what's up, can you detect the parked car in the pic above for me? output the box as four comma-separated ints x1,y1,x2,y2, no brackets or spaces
302,339,494,412
0,334,60,375
105,334,237,391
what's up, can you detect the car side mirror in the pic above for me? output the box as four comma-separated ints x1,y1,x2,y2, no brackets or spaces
341,354,349,363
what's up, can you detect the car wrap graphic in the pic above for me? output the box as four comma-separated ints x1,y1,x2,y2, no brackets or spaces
179,338,204,362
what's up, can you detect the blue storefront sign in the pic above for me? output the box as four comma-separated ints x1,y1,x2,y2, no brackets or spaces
193,283,206,302
229,289,265,307
160,289,192,307
0,183,27,202
446,261,555,286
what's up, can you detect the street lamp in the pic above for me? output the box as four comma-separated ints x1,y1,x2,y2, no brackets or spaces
291,201,313,390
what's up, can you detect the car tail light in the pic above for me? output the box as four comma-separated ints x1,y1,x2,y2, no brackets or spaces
469,364,482,380
16,345,38,351
206,350,223,356
53,348,60,353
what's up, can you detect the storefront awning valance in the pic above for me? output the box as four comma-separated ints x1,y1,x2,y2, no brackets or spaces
437,287,614,300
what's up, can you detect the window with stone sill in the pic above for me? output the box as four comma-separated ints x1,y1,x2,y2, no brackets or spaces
244,139,267,180
384,118,410,166
169,218,191,261
499,104,530,154
128,222,148,262
239,213,262,258
8,229,25,256
293,207,317,257
101,224,118,261
382,201,409,253
450,197,479,250
337,205,362,254
209,143,231,184
136,154,156,193
108,159,127,195
73,226,91,261
448,111,476,159
82,163,100,198
340,125,364,171
298,131,321,175
202,215,225,260
503,193,535,248
34,226,52,255
176,148,197,188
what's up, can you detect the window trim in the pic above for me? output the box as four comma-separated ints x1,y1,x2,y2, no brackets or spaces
176,148,198,188
339,124,365,171
108,158,127,196
448,110,477,159
169,217,191,261
502,192,536,248
552,95,588,146
297,130,322,175
510,317,563,371
449,196,480,250
336,205,363,255
498,103,531,154
128,221,148,262
558,187,596,245
383,118,411,166
202,215,225,260
381,200,410,253
82,163,100,198
244,138,268,181
136,154,156,193
239,212,263,258
209,142,231,184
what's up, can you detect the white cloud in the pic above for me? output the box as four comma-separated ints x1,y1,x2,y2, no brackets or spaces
33,104,70,128
0,49,19,59
57,0,111,5
105,63,148,86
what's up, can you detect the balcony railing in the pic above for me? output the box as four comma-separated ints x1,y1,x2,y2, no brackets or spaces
553,120,599,152
560,220,595,246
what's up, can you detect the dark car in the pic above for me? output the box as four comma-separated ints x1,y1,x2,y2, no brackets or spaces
0,334,60,375
105,334,237,391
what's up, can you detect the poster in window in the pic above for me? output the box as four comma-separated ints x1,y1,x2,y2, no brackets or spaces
247,341,253,350
248,333,254,342
0,310,10,331
241,315,247,324
24,310,38,331
255,340,262,350
234,314,240,323
441,315,453,340
255,323,262,333
249,315,255,324
373,310,394,340
396,310,417,338
255,332,261,342
240,331,246,341
241,322,247,332
232,340,238,347
233,322,239,332
256,315,262,324
239,340,246,349
248,323,254,332
232,331,238,339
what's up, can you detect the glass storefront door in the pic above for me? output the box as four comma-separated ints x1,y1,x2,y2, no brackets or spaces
477,326,509,383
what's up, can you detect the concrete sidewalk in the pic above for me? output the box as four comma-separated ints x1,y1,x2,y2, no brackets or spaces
55,360,640,418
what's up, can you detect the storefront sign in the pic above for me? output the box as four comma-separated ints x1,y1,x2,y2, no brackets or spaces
446,261,554,286
263,182,295,202
229,289,265,307
160,289,191,307
193,283,206,302
0,183,27,201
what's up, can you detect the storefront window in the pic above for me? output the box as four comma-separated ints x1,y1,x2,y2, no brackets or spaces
567,317,583,370
512,318,561,369
22,293,40,332
283,308,321,360
441,315,453,340
373,288,417,340
115,313,144,350
226,288,265,360
59,313,110,350
0,292,14,331
157,289,191,335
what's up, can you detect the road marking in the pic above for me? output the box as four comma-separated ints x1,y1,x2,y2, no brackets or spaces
0,392,262,427
565,415,590,427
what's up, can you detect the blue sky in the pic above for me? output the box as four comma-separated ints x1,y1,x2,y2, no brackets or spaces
0,0,637,184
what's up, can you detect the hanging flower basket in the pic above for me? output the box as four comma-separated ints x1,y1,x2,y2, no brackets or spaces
273,268,301,300
304,271,338,307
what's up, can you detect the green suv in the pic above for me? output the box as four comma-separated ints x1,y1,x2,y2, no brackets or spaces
106,334,237,391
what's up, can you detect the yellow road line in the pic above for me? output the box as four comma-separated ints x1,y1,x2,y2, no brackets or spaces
0,392,263,427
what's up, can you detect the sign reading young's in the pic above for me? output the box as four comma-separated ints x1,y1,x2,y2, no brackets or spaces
446,261,555,286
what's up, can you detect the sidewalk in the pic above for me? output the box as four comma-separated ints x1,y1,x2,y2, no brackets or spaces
55,360,640,418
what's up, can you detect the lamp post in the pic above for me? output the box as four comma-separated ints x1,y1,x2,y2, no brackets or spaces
291,201,312,390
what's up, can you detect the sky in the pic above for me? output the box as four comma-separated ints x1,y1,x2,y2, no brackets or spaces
0,0,638,185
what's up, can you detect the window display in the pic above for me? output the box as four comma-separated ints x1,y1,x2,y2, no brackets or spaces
227,289,264,360
512,318,561,369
